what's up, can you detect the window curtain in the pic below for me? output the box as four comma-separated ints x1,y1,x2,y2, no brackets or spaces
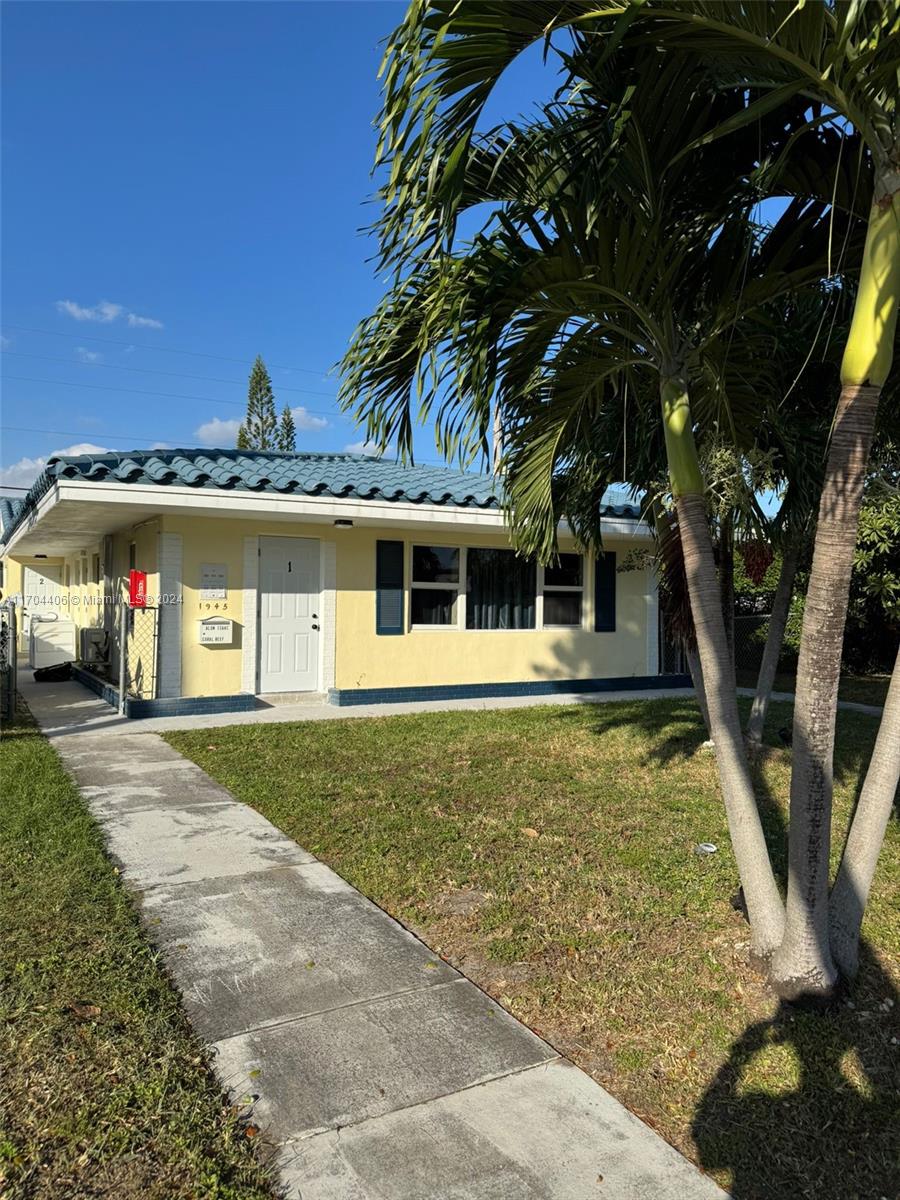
466,549,536,629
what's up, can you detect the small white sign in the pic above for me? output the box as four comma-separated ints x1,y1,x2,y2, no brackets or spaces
200,563,227,600
199,618,233,645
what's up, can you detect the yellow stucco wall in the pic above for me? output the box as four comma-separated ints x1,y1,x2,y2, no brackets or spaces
2,555,67,652
3,523,159,666
6,513,656,698
163,515,249,699
162,515,654,697
333,526,650,691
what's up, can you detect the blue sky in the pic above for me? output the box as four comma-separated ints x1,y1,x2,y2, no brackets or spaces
6,0,546,494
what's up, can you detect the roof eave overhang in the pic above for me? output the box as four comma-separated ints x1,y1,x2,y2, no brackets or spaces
2,478,649,555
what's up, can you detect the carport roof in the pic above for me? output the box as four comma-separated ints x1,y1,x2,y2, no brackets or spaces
1,448,642,546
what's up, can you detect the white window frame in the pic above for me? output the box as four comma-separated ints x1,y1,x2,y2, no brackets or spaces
409,543,464,631
538,553,586,630
404,544,590,633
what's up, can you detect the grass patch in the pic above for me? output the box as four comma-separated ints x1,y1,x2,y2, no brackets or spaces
735,669,890,708
168,697,899,1200
0,705,274,1200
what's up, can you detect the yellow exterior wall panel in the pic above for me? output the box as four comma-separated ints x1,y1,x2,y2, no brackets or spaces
164,516,652,697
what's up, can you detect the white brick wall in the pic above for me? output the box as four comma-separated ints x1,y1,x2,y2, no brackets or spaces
240,536,258,693
157,532,183,698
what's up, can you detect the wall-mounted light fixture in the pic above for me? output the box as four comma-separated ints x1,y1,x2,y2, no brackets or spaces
333,519,354,529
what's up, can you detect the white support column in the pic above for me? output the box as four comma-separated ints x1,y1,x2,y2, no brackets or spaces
157,532,183,698
645,566,660,676
320,540,337,694
241,536,259,694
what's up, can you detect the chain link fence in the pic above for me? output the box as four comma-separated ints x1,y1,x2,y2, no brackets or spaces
0,600,18,722
122,604,160,701
734,614,771,676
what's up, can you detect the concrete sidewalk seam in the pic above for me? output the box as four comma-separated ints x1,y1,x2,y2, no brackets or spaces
207,976,474,1044
280,1056,565,1147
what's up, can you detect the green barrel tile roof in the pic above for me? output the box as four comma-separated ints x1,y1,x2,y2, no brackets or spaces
1,448,641,545
0,497,25,535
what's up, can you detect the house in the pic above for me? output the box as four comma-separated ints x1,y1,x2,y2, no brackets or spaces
0,448,685,716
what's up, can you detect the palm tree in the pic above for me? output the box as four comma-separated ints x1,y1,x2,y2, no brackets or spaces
343,70,853,962
360,0,899,998
742,289,852,746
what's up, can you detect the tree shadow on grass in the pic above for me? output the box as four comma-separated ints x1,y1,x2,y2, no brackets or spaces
547,690,897,1197
550,695,792,880
691,941,900,1200
686,703,899,1199
552,693,886,883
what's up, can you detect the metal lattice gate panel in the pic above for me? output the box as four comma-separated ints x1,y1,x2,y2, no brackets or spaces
124,605,160,700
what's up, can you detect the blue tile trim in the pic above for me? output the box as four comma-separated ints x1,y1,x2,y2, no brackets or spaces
71,664,119,708
327,674,691,706
70,665,259,719
124,694,260,718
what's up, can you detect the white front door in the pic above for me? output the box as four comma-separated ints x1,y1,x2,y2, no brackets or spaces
258,536,320,693
22,565,62,634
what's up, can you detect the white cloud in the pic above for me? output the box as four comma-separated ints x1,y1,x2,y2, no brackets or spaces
195,417,242,447
75,346,103,363
56,299,163,330
53,442,110,457
290,406,328,432
56,299,123,322
344,440,386,457
0,443,109,494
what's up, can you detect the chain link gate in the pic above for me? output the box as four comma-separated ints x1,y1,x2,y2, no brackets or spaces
0,600,18,722
119,601,159,706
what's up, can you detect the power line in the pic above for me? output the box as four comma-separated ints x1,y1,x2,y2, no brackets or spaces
0,350,341,400
1,374,342,416
2,424,204,445
0,424,453,468
1,323,334,376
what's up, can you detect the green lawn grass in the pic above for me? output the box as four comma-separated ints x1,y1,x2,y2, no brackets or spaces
0,707,275,1200
168,698,899,1200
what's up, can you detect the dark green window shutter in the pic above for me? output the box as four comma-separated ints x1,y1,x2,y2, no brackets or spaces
594,552,616,632
376,540,405,635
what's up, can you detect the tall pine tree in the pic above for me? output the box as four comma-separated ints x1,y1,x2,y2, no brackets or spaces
276,404,296,451
237,356,277,449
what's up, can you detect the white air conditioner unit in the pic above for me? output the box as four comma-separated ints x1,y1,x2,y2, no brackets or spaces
80,627,110,665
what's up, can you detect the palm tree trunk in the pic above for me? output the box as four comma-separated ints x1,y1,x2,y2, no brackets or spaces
686,644,712,739
719,512,735,678
662,377,784,957
771,192,899,999
829,641,900,979
746,540,800,745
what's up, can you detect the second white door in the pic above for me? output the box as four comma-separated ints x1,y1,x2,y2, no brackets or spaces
258,537,320,693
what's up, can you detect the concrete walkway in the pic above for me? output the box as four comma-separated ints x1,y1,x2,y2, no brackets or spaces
21,674,727,1199
735,686,884,718
22,673,697,737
